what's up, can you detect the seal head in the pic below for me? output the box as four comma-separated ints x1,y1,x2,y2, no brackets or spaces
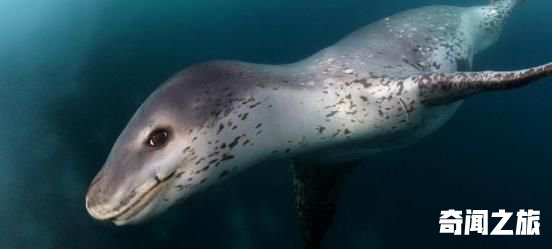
85,80,195,225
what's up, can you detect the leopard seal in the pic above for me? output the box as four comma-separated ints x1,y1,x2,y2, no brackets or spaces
86,0,550,247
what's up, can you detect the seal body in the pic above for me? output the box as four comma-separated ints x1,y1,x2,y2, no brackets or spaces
85,0,551,230
156,4,505,170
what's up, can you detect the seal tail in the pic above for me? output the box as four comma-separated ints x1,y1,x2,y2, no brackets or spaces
412,62,552,105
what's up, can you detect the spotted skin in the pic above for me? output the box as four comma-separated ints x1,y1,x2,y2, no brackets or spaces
86,0,550,227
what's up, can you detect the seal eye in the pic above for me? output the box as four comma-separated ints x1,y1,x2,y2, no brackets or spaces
146,129,170,148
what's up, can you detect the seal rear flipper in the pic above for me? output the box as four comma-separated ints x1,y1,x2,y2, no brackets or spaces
291,160,358,249
410,62,552,105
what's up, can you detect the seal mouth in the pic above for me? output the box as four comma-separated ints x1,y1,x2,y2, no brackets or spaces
112,171,177,224
87,171,176,224
111,171,176,224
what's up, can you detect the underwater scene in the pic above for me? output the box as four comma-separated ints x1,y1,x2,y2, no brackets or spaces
0,0,551,248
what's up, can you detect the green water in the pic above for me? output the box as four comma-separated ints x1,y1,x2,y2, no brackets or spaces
0,0,550,248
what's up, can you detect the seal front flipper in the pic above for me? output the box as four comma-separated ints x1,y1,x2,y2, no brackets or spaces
291,160,358,249
409,63,552,105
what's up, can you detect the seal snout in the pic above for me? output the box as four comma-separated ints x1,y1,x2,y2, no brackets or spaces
85,167,177,225
85,172,116,221
85,170,129,222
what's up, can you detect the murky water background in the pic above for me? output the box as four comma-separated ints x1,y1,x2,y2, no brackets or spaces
0,0,550,248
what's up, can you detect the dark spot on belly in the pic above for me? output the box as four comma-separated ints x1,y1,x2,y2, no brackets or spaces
217,124,224,135
220,153,235,162
182,146,191,154
326,111,339,117
195,158,205,165
229,136,242,149
316,126,326,134
249,102,262,108
346,110,357,115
